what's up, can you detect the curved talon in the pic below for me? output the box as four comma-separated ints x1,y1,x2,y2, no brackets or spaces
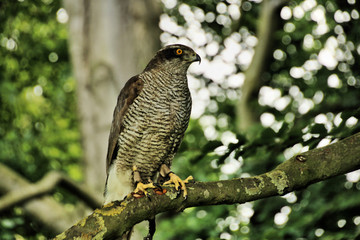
133,182,156,198
152,183,166,195
132,191,145,199
163,173,192,198
154,183,163,191
176,188,181,198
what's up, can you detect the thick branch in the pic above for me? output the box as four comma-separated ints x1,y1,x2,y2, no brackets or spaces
0,171,102,213
0,163,92,234
55,132,360,239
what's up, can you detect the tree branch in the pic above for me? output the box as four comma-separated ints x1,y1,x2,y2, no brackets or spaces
0,163,97,234
55,132,360,239
0,171,102,213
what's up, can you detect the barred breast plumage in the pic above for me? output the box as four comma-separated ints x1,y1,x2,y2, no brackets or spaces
104,44,200,205
116,69,192,180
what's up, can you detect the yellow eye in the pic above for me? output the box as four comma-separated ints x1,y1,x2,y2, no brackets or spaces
176,49,183,55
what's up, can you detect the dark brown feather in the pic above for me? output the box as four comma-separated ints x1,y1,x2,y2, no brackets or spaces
106,75,144,172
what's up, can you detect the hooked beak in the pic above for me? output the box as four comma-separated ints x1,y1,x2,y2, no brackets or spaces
194,53,201,64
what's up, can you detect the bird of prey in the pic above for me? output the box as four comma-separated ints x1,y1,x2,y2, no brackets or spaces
104,44,200,239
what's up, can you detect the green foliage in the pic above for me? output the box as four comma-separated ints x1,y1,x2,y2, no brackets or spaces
0,0,81,238
2,0,360,239
158,0,360,239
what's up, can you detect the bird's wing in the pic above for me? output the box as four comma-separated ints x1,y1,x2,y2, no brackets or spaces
106,75,144,173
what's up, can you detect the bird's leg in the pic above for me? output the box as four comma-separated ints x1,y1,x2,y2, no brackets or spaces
148,177,166,195
132,166,155,198
147,178,161,190
145,177,166,195
144,218,156,240
160,164,193,199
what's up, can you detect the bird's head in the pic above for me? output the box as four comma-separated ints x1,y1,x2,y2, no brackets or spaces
144,44,201,73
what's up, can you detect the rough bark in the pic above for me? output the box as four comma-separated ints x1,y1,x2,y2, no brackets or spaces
236,0,288,133
63,0,161,194
55,132,360,239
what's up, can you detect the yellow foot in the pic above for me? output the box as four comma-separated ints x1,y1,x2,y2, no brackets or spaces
163,173,193,199
132,182,156,198
183,176,194,184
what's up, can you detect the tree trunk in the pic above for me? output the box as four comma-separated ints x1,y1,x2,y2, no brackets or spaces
236,0,287,134
63,0,161,195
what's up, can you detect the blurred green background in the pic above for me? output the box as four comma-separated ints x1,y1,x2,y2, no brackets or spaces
1,0,360,239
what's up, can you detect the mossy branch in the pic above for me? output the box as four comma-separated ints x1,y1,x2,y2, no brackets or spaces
55,132,360,239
